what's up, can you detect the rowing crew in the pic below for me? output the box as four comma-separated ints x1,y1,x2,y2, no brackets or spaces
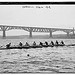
6,40,65,49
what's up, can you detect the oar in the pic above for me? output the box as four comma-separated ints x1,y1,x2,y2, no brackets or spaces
66,44,75,46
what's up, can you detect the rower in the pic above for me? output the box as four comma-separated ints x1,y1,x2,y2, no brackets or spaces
55,40,59,45
39,42,43,46
50,41,54,46
60,41,65,45
19,42,23,46
33,41,36,46
6,43,11,49
25,42,30,46
45,41,48,45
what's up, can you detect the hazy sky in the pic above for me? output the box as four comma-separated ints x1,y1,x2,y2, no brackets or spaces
0,5,75,36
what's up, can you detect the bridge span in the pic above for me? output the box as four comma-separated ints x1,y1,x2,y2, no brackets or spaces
0,25,74,38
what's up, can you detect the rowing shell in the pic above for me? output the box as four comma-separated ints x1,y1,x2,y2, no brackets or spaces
0,44,75,50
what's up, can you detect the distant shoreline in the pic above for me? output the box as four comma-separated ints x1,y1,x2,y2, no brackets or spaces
0,34,75,39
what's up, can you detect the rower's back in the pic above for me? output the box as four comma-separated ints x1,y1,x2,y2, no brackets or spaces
61,41,65,45
55,40,59,45
45,41,48,45
25,42,30,46
51,41,54,45
19,42,22,46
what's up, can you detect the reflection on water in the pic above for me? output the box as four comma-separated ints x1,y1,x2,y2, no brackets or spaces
0,39,75,73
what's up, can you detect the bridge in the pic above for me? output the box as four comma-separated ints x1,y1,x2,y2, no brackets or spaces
0,25,74,38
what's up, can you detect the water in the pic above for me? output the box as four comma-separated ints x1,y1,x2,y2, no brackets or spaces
0,39,75,73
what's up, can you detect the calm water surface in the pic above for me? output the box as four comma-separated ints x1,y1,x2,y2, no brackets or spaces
0,39,75,73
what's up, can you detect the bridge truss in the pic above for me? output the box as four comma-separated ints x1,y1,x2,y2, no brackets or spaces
0,25,74,38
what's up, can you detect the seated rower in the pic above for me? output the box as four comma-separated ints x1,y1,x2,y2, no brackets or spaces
45,41,48,45
50,41,54,46
60,41,65,45
25,42,30,46
39,42,43,46
33,41,36,46
6,43,11,48
55,40,59,45
19,42,23,46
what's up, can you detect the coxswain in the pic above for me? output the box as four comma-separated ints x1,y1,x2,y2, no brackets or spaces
19,42,23,46
45,41,48,45
6,43,11,49
33,41,36,46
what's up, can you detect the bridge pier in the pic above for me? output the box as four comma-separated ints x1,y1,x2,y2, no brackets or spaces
49,31,52,37
67,32,69,37
73,27,74,35
29,31,32,37
3,30,6,38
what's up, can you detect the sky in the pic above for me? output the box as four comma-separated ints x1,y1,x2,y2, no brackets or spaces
0,5,75,36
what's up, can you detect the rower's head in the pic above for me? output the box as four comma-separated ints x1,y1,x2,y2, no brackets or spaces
20,41,21,43
34,41,35,43
45,41,47,43
61,40,63,42
40,42,42,43
51,41,53,42
9,43,11,44
56,40,58,42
